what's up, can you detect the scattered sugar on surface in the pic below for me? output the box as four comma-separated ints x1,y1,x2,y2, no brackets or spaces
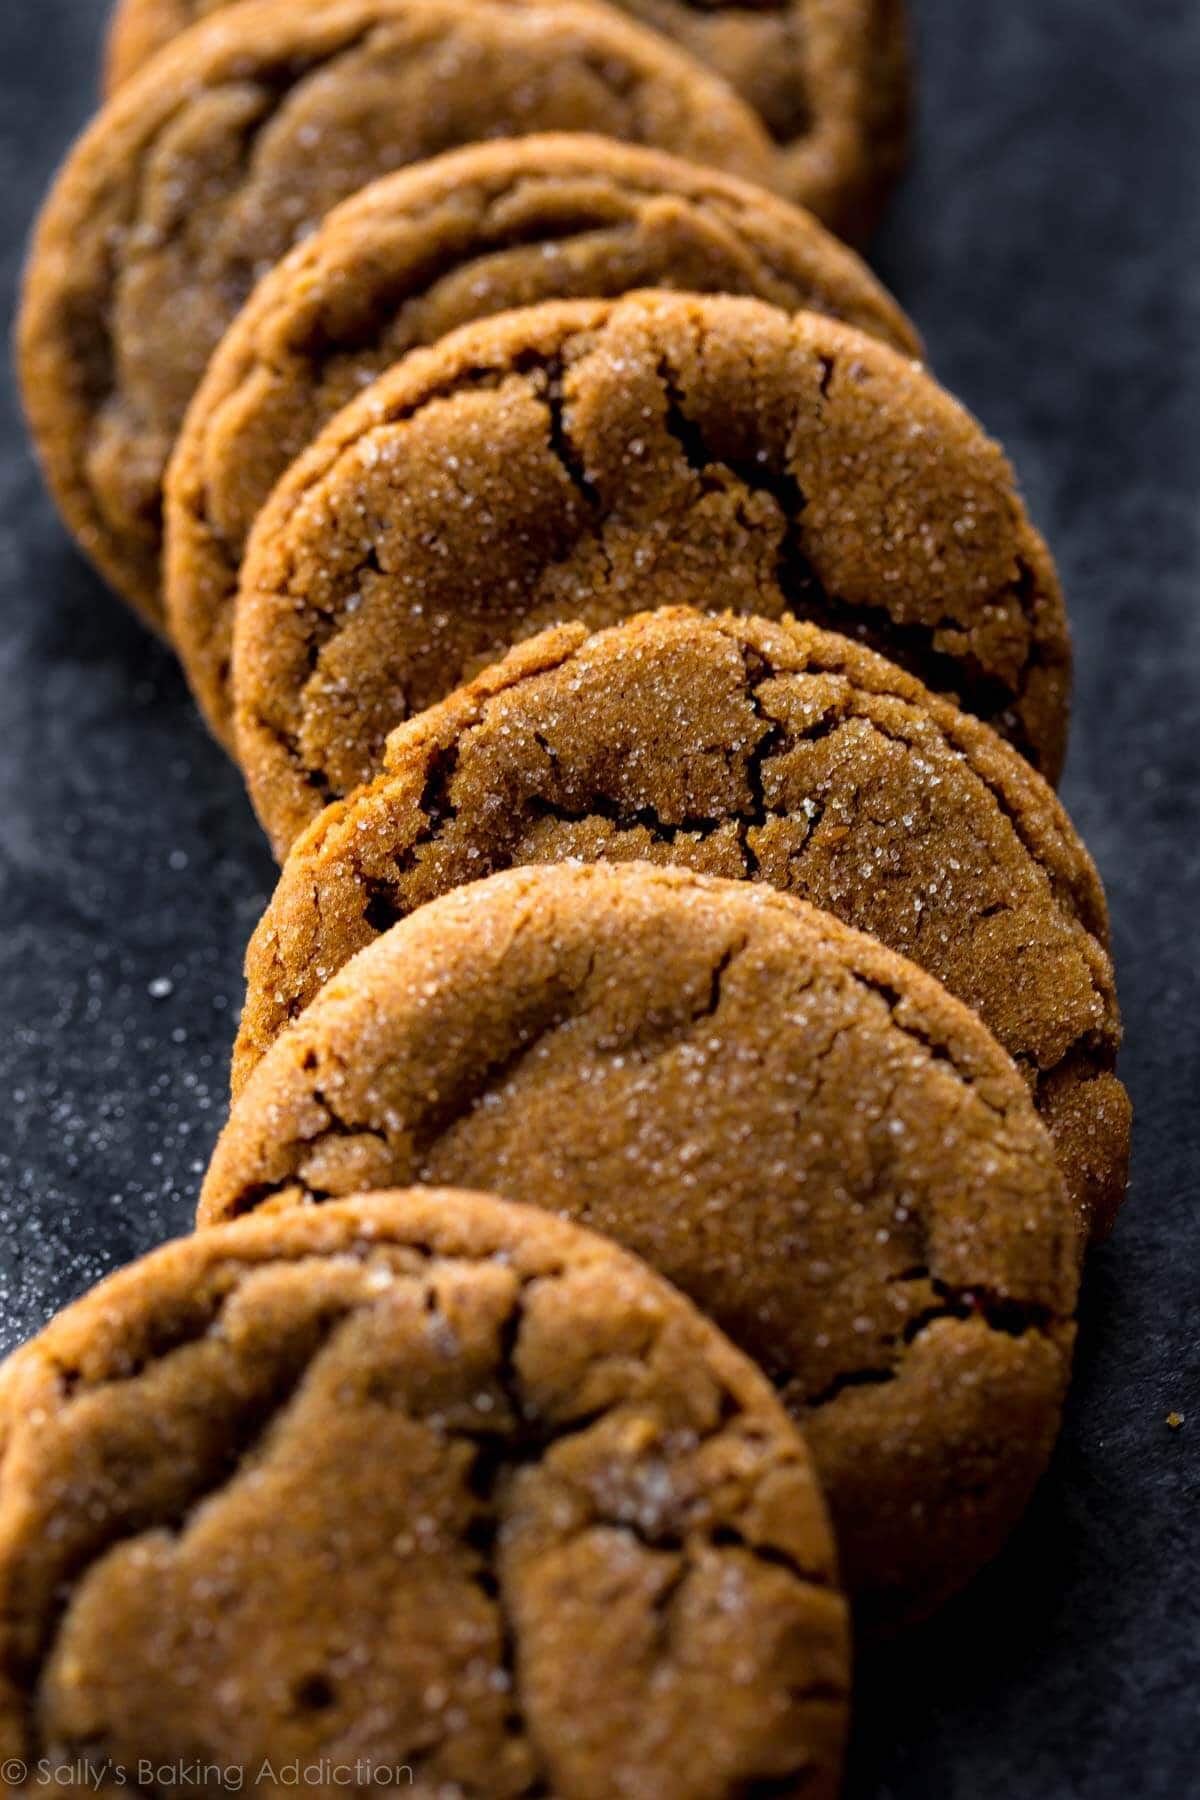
0,576,276,1353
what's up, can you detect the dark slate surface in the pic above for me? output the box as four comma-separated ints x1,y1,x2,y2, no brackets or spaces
0,2,1196,1793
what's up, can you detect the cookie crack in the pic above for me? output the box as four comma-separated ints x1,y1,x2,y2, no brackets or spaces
22,1302,360,1739
523,790,732,844
432,1273,836,1789
733,640,1116,1058
360,736,466,931
306,1084,393,1149
524,357,619,594
788,1280,1065,1414
737,624,1082,900
702,937,746,1023
650,349,1046,742
707,1523,834,1594
787,581,1040,754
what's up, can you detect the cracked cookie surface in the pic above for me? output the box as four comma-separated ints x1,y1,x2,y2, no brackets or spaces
232,293,1071,857
234,608,1128,1239
0,1190,848,1798
164,135,920,752
18,0,778,631
201,862,1081,1628
104,0,911,241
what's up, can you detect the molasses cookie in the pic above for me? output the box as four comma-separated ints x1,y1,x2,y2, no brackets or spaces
200,862,1081,1628
234,292,1071,854
104,0,912,241
165,135,920,751
0,1190,849,1795
18,0,778,631
233,609,1128,1239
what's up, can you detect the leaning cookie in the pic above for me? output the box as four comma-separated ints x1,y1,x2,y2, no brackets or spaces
202,861,1080,1630
0,1190,849,1795
233,609,1129,1240
233,293,1071,857
104,0,912,242
166,134,920,751
18,0,778,631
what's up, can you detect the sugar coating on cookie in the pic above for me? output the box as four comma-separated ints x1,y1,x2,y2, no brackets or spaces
202,861,1080,1627
165,134,920,750
232,293,1071,857
234,608,1128,1238
104,0,912,241
18,0,778,629
0,1190,848,1795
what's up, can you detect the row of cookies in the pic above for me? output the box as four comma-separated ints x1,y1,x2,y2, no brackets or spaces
10,0,1130,1794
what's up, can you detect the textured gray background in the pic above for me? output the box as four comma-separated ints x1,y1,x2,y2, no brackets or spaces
1,2,1197,1794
